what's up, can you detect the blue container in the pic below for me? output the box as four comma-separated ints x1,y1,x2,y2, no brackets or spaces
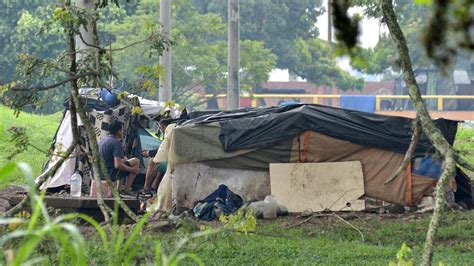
100,89,120,105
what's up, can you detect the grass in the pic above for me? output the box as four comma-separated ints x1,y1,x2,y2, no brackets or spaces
81,211,474,265
454,126,474,176
0,106,61,188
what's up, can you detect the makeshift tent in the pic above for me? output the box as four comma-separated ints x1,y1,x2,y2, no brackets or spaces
155,104,471,211
38,88,174,190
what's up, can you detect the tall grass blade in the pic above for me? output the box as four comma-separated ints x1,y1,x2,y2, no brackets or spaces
59,213,110,250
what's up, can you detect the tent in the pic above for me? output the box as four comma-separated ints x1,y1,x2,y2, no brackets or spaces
38,88,174,190
155,104,472,212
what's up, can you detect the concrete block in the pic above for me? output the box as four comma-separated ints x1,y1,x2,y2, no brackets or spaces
269,162,365,212
172,163,270,210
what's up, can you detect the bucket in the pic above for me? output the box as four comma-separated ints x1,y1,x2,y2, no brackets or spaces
100,89,120,106
263,195,278,219
89,180,114,198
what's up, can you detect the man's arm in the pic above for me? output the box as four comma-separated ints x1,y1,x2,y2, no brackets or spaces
141,149,158,158
110,139,138,174
114,157,139,175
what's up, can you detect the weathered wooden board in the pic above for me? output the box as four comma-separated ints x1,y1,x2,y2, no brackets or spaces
269,162,365,212
9,196,140,210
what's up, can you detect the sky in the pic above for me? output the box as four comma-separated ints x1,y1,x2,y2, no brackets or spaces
269,3,382,82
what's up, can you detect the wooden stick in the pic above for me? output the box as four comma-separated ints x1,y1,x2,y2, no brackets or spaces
283,214,333,229
332,213,365,242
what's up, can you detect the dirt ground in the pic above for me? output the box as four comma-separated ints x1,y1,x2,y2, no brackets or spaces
0,185,26,213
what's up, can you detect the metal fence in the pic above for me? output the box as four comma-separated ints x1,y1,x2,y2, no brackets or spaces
205,94,474,111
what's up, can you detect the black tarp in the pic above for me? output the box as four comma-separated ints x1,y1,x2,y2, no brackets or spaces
181,104,458,155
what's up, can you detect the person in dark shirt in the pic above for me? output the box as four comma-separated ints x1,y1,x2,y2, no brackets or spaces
99,121,140,194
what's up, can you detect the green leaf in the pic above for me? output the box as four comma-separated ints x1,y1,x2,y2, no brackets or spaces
414,0,432,5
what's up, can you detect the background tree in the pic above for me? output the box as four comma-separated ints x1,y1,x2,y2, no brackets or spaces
193,0,321,71
351,0,472,76
0,1,68,114
104,0,277,108
193,0,363,90
293,38,363,90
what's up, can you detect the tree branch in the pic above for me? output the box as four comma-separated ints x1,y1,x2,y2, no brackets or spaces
1,140,78,218
36,142,78,188
385,117,421,185
421,150,456,265
65,10,113,222
77,30,159,52
9,71,99,92
1,197,28,218
382,0,452,156
381,1,464,265
75,6,139,223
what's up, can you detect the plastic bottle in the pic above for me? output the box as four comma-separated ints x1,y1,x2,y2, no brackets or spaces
263,195,278,219
70,171,82,197
445,190,455,203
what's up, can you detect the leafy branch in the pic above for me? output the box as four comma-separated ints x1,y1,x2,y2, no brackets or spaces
6,71,99,92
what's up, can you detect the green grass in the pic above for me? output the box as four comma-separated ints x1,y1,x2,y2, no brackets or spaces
455,126,474,176
82,211,474,265
0,106,61,188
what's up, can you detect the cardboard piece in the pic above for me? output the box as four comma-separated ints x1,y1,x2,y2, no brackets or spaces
269,162,365,212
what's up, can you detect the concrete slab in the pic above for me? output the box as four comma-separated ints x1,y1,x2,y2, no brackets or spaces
269,162,365,212
172,163,270,210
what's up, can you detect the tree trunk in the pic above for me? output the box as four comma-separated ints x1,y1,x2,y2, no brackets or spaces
381,0,458,265
73,0,139,223
64,1,113,222
422,150,456,264
385,117,421,185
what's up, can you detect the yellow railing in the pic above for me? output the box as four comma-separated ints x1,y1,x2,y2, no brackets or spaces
204,94,474,111
374,95,474,111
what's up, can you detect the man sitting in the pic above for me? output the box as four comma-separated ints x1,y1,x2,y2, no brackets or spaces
140,118,173,196
99,121,140,195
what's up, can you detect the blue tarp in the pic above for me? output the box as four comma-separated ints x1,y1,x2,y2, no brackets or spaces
412,156,442,179
193,184,243,221
138,128,161,151
340,95,376,113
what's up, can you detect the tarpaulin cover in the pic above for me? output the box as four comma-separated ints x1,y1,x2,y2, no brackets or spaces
340,95,376,113
182,104,457,155
138,128,161,151
412,156,443,179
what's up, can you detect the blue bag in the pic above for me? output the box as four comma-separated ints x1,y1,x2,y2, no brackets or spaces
193,184,243,221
